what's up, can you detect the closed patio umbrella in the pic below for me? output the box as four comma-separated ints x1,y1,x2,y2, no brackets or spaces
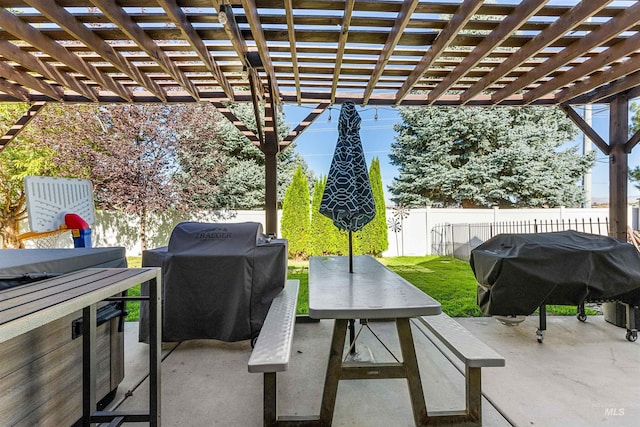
320,100,375,271
320,100,375,355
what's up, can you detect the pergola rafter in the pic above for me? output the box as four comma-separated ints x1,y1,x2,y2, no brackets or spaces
492,1,640,104
0,40,97,101
157,0,234,100
460,0,612,104
0,60,63,101
427,0,548,105
363,0,419,105
23,0,167,101
330,0,355,105
395,0,483,105
0,7,131,101
0,1,637,238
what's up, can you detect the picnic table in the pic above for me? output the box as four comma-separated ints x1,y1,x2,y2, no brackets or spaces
308,255,441,426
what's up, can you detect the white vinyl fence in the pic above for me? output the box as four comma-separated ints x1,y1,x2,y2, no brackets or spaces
19,206,640,258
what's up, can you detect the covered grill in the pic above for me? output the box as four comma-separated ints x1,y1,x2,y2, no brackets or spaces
470,231,640,342
139,222,287,343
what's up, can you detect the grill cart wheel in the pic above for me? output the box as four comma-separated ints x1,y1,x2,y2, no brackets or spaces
626,330,638,342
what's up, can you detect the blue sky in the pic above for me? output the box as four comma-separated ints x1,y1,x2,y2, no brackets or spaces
284,103,640,204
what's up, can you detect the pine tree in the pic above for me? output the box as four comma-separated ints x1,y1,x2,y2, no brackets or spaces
389,106,594,208
357,157,388,256
281,166,310,258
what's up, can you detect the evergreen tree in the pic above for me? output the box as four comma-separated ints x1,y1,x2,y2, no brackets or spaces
212,103,312,209
309,176,337,256
357,157,388,256
281,166,310,258
389,106,594,208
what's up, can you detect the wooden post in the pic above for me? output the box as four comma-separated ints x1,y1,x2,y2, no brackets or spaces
264,149,278,236
609,95,629,242
262,77,279,237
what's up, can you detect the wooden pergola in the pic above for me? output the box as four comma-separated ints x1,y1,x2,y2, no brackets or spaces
0,0,638,240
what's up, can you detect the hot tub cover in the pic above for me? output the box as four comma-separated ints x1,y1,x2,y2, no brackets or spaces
0,247,127,289
470,230,640,316
139,222,287,343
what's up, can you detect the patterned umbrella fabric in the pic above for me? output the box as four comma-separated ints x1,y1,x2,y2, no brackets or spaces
320,101,375,233
319,101,375,357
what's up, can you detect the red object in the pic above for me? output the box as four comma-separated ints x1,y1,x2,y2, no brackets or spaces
64,213,90,230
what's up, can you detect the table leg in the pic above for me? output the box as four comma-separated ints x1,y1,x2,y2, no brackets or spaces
82,304,97,427
319,319,348,426
396,318,428,426
149,277,162,426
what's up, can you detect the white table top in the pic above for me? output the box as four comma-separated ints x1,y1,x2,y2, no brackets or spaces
308,256,441,319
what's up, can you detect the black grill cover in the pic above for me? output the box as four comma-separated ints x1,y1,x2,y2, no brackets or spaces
470,230,640,316
139,222,287,343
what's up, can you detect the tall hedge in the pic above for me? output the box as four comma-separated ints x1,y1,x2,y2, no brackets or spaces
357,157,388,256
309,176,336,255
280,166,310,258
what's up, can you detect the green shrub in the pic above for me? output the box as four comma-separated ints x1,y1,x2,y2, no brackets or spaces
281,166,310,258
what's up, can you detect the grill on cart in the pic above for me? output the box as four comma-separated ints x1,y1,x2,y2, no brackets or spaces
470,231,640,342
140,222,287,343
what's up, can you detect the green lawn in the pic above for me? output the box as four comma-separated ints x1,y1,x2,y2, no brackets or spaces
124,255,591,320
125,256,142,321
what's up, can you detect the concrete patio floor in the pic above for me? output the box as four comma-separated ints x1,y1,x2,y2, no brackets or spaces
108,315,639,427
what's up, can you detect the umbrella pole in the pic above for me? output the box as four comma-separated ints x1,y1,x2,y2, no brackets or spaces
348,230,356,354
348,230,353,273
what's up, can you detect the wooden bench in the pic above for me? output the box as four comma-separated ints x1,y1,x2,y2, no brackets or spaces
413,313,505,426
248,279,300,427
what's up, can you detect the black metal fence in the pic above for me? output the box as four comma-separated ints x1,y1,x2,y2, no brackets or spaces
432,218,610,261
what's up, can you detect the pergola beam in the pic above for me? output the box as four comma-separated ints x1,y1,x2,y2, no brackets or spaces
493,0,640,104
626,128,640,154
461,0,611,104
427,0,547,105
157,0,234,100
0,40,97,101
281,103,330,147
363,0,419,105
242,0,281,105
0,7,131,101
283,0,301,104
248,70,265,146
209,101,260,146
559,104,610,155
217,3,264,100
0,101,46,151
331,0,355,105
395,0,483,104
